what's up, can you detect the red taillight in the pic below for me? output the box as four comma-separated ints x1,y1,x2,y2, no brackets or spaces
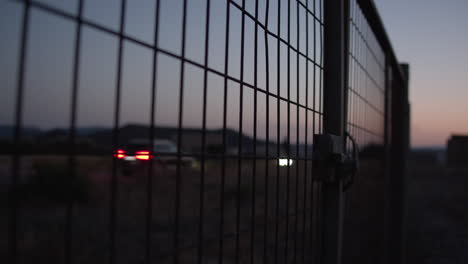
135,150,152,160
135,155,150,160
114,149,126,159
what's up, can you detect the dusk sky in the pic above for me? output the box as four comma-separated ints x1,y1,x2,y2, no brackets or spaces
1,0,466,147
375,0,468,147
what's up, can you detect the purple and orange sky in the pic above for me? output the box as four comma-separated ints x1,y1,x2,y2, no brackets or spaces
375,0,468,147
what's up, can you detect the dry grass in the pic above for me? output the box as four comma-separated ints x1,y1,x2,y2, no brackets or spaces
0,155,319,263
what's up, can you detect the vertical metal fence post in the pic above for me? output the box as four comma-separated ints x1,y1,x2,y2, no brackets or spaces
383,58,393,264
322,0,349,263
389,63,410,264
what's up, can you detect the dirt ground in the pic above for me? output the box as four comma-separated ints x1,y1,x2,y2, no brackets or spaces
406,164,468,263
0,156,319,263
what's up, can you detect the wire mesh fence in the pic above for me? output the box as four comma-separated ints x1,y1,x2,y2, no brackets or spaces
342,0,387,262
343,0,409,263
1,0,410,263
0,0,329,263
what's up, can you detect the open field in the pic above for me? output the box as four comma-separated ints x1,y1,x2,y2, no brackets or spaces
406,163,468,263
0,155,319,263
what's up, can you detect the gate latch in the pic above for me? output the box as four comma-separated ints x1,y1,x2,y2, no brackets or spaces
312,133,359,191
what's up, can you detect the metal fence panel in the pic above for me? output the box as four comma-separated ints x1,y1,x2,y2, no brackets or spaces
1,0,328,263
342,1,409,263
343,0,387,262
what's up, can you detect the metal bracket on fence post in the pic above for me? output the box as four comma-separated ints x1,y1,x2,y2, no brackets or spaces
313,133,359,191
313,134,343,183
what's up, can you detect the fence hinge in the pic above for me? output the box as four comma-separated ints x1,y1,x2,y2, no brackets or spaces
313,133,359,191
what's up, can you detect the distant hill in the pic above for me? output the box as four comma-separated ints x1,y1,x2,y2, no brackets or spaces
0,125,41,140
411,146,445,152
410,147,446,165
75,127,110,136
0,124,313,156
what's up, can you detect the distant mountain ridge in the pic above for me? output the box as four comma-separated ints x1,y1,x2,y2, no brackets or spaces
0,124,319,156
0,125,41,139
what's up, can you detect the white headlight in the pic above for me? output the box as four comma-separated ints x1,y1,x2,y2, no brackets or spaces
278,158,293,167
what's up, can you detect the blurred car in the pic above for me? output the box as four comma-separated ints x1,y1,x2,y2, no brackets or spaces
114,139,196,175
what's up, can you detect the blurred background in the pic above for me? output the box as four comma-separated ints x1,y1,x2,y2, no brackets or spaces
376,1,468,262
